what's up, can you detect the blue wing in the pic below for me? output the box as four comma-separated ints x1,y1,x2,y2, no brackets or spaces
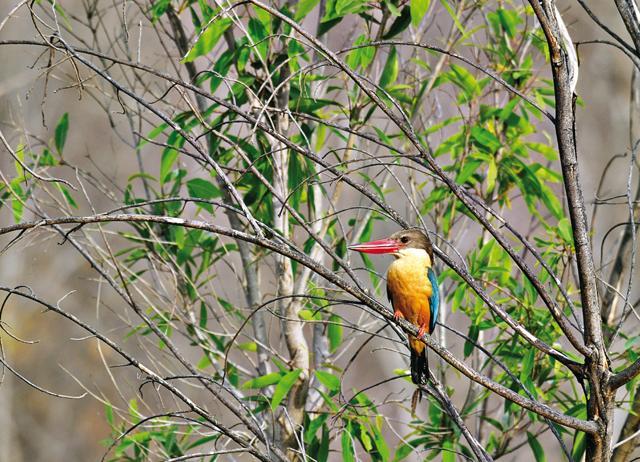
427,267,439,334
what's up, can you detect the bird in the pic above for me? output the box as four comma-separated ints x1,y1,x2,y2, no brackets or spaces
349,228,439,385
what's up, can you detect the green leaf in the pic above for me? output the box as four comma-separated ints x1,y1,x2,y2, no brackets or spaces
238,342,257,352
271,369,301,409
463,323,479,358
315,370,340,392
497,8,521,38
456,159,482,184
149,0,171,21
208,48,234,93
139,122,168,148
471,126,501,152
57,184,78,209
241,372,282,389
318,17,342,34
298,309,315,320
571,430,587,462
486,157,497,193
160,149,178,184
449,64,480,102
526,431,546,462
557,218,573,244
384,0,401,16
182,17,233,62
410,0,430,26
341,424,355,462
442,438,456,462
328,314,343,352
358,426,373,451
520,349,535,382
104,402,114,426
10,180,24,222
379,46,399,90
295,0,320,20
439,0,465,36
197,355,211,370
54,113,69,154
187,178,221,202
383,6,411,39
322,0,367,22
347,35,375,69
394,442,416,461
528,142,558,161
248,17,268,60
318,425,330,462
540,183,563,219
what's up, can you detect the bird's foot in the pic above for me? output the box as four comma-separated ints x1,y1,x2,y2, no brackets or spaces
393,309,404,321
417,324,427,337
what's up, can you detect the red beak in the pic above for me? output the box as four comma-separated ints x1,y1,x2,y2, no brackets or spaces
348,238,400,254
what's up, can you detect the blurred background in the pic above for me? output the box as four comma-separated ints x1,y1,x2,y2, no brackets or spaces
0,0,637,460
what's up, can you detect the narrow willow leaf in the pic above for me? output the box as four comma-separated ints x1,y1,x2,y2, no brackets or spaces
526,431,547,462
160,149,178,184
187,178,221,200
486,157,498,193
315,370,340,392
571,430,586,462
55,113,69,154
182,17,232,62
410,0,430,26
520,349,535,382
557,217,573,244
439,0,465,36
241,372,282,389
248,17,268,60
442,439,456,462
328,314,343,352
271,369,301,409
383,6,411,39
341,425,355,462
295,0,320,20
379,46,399,90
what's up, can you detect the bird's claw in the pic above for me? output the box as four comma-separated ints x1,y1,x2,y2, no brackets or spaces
417,325,427,337
393,309,404,321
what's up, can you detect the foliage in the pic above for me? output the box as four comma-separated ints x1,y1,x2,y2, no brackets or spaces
1,0,640,461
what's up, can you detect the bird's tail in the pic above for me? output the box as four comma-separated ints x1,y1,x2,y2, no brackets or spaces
409,337,429,385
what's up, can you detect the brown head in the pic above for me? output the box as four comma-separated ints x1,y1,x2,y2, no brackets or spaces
349,228,434,261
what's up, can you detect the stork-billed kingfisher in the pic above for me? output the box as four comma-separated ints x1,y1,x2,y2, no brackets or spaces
350,229,439,385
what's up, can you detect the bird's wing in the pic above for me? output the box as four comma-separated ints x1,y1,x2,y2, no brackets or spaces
427,267,439,334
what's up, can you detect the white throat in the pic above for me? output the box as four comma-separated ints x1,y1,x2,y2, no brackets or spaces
393,247,432,266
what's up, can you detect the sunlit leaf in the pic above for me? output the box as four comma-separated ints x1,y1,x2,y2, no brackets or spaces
410,0,430,27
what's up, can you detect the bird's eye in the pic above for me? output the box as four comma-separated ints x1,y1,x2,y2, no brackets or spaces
400,236,410,244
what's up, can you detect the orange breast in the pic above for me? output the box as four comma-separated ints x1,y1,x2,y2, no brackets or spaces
387,256,433,328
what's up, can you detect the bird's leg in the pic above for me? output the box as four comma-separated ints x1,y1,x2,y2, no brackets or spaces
417,324,428,338
393,309,405,321
411,388,423,415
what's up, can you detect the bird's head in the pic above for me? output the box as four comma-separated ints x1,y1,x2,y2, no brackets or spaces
349,228,434,261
